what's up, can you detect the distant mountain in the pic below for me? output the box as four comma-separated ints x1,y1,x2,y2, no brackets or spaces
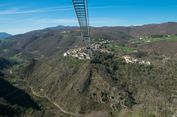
44,25,78,31
0,32,12,39
129,22,177,38
92,22,177,38
0,22,177,57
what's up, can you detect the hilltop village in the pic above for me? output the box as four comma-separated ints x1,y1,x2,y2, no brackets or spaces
63,39,151,65
63,40,112,60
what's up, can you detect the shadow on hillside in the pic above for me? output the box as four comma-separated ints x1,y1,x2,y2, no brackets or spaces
0,78,40,116
0,58,16,70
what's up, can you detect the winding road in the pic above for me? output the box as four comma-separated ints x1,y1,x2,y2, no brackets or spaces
28,86,83,117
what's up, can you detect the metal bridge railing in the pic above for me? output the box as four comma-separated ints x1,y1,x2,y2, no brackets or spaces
72,0,91,48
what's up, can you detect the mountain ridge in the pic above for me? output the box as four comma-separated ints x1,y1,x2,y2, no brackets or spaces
0,32,12,39
0,22,177,57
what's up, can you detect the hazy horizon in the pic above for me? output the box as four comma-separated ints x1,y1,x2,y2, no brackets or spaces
1,0,177,34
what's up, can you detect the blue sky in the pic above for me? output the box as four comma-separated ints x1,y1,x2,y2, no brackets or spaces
0,0,177,34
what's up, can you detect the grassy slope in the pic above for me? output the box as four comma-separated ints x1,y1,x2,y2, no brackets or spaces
1,25,177,117
26,53,177,117
137,36,177,57
133,35,177,44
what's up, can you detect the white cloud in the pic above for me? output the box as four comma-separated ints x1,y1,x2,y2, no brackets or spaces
0,17,124,34
91,5,133,9
0,3,134,15
90,18,123,26
0,6,73,15
0,18,79,34
0,3,9,7
33,18,78,24
0,4,134,15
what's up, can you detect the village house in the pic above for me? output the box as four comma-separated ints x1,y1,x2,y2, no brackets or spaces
63,47,90,60
122,55,151,65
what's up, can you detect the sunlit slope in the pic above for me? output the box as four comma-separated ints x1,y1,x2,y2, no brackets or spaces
1,22,177,58
27,54,177,116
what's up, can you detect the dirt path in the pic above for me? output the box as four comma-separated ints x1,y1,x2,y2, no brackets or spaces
28,86,83,117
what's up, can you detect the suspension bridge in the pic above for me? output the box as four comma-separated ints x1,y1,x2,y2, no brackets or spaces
72,0,91,51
